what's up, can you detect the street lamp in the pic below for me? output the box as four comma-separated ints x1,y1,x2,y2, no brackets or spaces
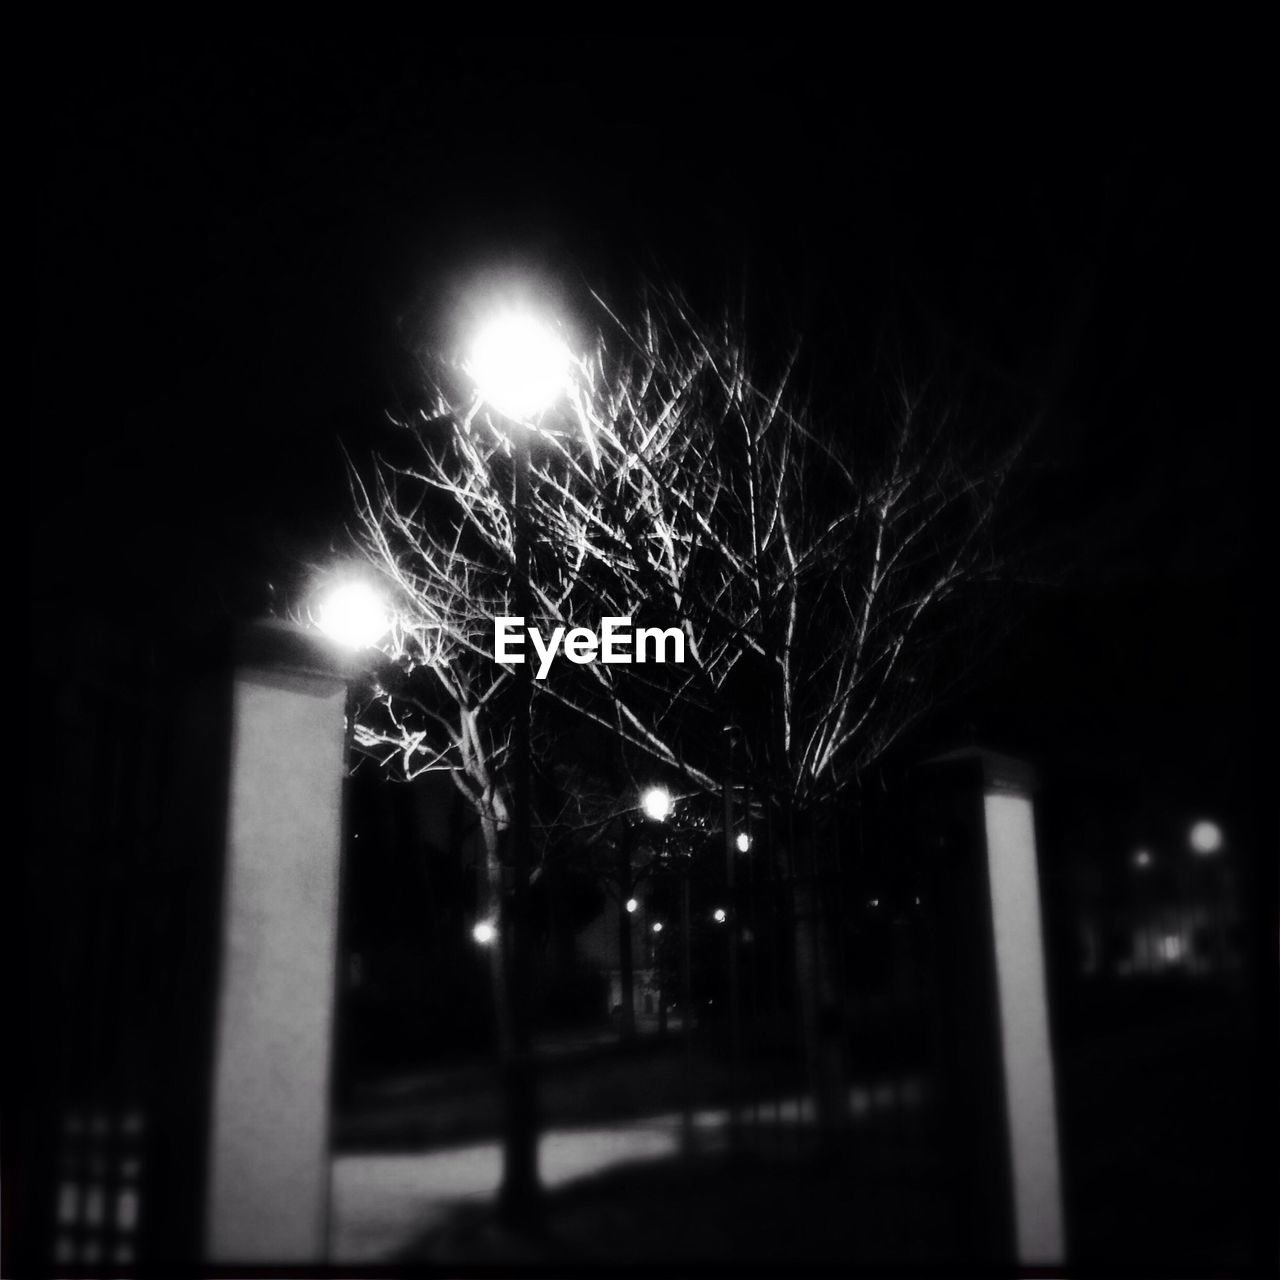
1189,820,1223,856
465,301,571,1228
313,581,390,650
466,310,572,423
619,782,672,1047
641,786,673,823
735,832,751,854
472,920,497,946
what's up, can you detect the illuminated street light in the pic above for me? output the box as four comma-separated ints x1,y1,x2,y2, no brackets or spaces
713,908,727,924
314,581,390,650
641,786,673,823
625,897,638,914
735,832,751,854
472,920,497,946
1189,820,1223,856
651,921,664,934
1133,848,1154,870
466,309,572,422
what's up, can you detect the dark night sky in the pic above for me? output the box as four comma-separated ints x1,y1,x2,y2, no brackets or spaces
24,36,1263,830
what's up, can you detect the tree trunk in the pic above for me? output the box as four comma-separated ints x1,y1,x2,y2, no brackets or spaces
479,810,540,1228
792,811,846,1145
480,814,511,1055
617,831,636,1041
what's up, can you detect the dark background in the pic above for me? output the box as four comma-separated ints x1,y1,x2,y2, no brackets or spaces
26,34,1264,844
18,26,1273,1270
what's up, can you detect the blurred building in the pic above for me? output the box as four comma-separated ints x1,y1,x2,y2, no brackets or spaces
576,898,660,1022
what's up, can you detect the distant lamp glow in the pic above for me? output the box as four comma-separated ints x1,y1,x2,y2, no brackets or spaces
471,920,497,946
315,581,390,650
625,897,638,914
1189,820,1223,856
735,832,751,854
1133,848,1154,870
712,908,727,924
466,310,572,421
651,921,663,934
641,786,673,823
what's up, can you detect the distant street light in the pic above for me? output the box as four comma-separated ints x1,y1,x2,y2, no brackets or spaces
1189,820,1223,856
314,581,390,650
735,832,751,854
641,786,673,823
625,897,638,914
651,921,664,934
713,908,727,924
1133,848,1154,870
472,920,497,946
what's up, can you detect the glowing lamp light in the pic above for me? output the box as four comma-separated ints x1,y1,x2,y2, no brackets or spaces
466,310,572,421
641,786,673,823
713,908,727,924
735,832,751,854
471,920,497,946
315,582,390,650
625,897,639,914
651,921,663,934
1189,820,1223,856
1133,848,1154,870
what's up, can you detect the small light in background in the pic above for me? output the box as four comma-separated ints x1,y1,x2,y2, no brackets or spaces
736,832,751,853
1189,820,1223,856
1133,848,1154,869
472,920,497,946
625,897,638,914
869,897,880,908
651,921,664,934
641,786,673,822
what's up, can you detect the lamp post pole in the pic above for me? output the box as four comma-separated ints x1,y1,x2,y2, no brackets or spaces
680,852,694,1155
617,828,637,1041
500,425,541,1227
723,725,742,1143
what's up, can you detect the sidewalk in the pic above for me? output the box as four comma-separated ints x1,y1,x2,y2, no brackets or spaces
329,1079,926,1262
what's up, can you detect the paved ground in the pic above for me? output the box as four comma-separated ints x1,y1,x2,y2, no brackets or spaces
331,1108,714,1261
330,1081,925,1262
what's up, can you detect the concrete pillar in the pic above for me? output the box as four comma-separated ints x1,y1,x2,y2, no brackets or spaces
919,748,1065,1267
201,621,352,1264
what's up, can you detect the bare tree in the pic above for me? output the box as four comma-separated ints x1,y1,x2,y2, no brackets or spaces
349,284,1026,1152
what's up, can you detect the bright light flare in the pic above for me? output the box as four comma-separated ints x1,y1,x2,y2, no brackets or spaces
651,921,663,934
713,908,727,924
1189,820,1223,856
315,581,391,650
735,832,751,853
466,310,571,421
472,920,497,946
625,898,638,914
641,787,673,823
